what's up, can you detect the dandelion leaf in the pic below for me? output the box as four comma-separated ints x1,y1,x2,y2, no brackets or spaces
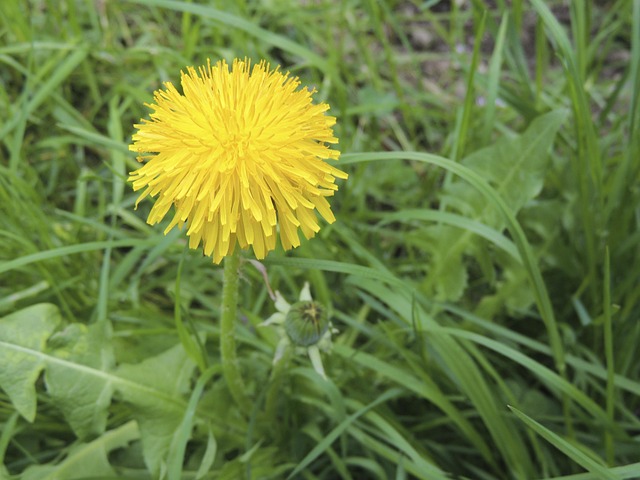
20,421,139,480
45,321,115,439
475,261,534,319
428,110,566,301
460,109,567,227
423,224,469,300
0,303,61,421
116,343,196,476
0,304,196,475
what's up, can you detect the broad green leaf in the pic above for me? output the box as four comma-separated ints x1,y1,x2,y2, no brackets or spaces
0,305,197,476
20,421,139,480
426,110,567,301
0,303,61,421
475,262,533,319
116,343,197,477
424,224,468,300
45,321,115,439
461,110,567,225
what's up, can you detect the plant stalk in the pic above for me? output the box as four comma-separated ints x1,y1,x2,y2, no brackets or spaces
220,248,249,412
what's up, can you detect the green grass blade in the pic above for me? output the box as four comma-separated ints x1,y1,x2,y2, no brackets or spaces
333,344,492,463
287,389,402,479
509,406,619,480
123,0,329,73
377,208,521,263
482,12,508,140
545,462,640,480
603,247,615,464
5,45,89,170
0,239,156,275
346,398,448,480
341,151,564,375
166,366,220,480
438,327,608,423
265,257,406,289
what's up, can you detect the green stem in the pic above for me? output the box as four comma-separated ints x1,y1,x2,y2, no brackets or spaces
220,248,249,412
603,247,615,464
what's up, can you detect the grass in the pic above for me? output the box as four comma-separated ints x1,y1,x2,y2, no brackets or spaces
1,0,639,479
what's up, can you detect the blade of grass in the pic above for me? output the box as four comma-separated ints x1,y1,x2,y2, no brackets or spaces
0,239,157,275
286,389,403,479
333,344,493,464
530,0,600,305
346,425,443,480
545,462,640,480
441,302,640,398
376,208,521,263
436,327,608,423
451,9,486,162
508,406,619,480
265,257,406,290
482,12,508,141
341,151,564,376
124,0,330,75
166,366,220,480
345,398,446,479
603,247,615,464
353,279,532,476
0,412,19,467
4,45,89,171
174,247,208,373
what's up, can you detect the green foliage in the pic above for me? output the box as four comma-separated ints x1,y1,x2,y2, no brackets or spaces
1,0,639,479
45,321,114,439
19,422,139,480
0,304,61,422
426,109,567,301
117,343,197,476
0,304,195,477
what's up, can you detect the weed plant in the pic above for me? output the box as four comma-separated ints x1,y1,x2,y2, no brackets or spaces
1,1,639,479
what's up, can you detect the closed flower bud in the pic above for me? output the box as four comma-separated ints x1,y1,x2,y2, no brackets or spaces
284,301,328,347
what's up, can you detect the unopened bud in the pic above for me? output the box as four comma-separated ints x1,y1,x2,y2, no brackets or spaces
284,301,328,347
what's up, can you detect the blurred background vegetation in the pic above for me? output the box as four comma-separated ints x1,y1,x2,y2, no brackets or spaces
1,0,639,479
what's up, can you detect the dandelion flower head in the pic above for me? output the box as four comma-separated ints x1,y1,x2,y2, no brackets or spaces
129,58,347,263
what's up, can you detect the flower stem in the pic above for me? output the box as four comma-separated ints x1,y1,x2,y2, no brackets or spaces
220,248,249,412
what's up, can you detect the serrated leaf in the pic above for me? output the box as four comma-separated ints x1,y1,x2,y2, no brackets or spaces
45,321,115,439
20,421,139,480
0,305,196,476
428,110,566,301
0,303,61,421
475,262,533,319
423,225,468,300
116,343,196,477
460,109,567,227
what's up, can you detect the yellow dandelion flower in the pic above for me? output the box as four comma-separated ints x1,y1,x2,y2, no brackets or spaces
129,58,347,263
